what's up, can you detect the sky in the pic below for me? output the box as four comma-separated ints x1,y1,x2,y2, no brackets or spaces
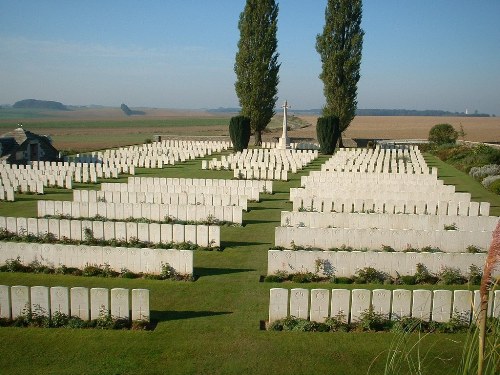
1,0,499,115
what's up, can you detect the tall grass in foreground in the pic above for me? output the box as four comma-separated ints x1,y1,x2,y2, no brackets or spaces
372,222,500,375
475,221,500,375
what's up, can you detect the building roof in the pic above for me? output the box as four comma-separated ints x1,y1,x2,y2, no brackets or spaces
0,126,54,160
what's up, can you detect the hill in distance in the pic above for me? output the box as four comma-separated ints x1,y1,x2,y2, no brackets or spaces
12,99,69,111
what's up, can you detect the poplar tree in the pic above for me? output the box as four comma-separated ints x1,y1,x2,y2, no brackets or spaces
234,0,280,146
316,0,364,147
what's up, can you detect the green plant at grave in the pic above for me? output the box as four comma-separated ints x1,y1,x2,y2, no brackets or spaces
264,270,288,282
353,267,391,284
290,272,319,283
316,116,341,155
443,223,458,231
467,264,483,285
381,244,395,252
436,266,466,285
228,115,251,152
324,312,350,332
414,263,437,284
466,245,485,253
355,306,391,332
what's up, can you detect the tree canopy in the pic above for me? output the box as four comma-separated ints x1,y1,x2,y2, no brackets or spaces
316,0,364,147
234,0,280,146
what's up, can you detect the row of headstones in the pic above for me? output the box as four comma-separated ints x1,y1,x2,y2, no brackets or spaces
5,161,124,183
321,150,426,171
290,185,462,201
37,200,244,225
261,142,320,150
268,288,500,324
206,149,318,171
1,167,70,190
267,250,495,278
73,189,248,211
0,241,194,275
0,216,220,247
302,170,441,185
98,139,231,158
322,147,428,172
291,197,489,217
127,176,271,191
101,183,262,202
322,156,428,174
30,160,132,176
274,226,492,253
0,285,149,322
233,168,289,181
71,140,231,168
0,184,15,201
281,211,499,232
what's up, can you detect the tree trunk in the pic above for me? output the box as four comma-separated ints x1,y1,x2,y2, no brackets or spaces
254,131,262,146
338,133,344,148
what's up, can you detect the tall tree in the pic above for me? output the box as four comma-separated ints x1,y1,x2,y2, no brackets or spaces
234,0,280,146
316,0,364,147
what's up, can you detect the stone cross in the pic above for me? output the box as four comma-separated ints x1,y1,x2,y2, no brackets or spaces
278,100,290,149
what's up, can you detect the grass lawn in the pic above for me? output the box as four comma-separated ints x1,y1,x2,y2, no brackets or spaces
0,152,494,375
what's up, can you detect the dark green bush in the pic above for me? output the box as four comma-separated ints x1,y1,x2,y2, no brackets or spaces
355,308,391,332
229,115,251,152
354,267,390,284
332,277,353,284
414,263,437,284
428,123,458,145
316,116,340,155
291,272,319,283
489,178,500,194
436,266,467,285
399,275,417,285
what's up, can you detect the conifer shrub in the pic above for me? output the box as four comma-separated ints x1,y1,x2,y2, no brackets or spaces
229,116,251,152
316,116,340,155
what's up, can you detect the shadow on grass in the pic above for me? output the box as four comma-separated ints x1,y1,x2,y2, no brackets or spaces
244,219,279,225
150,310,232,327
221,240,269,248
194,267,255,278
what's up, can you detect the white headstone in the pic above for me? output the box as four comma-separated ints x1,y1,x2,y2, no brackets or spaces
70,287,89,320
131,289,150,321
391,289,412,320
90,288,109,320
50,286,69,315
11,285,30,319
412,289,432,321
432,290,452,322
351,289,371,322
0,285,11,319
309,289,330,323
289,288,309,320
111,288,130,320
371,289,391,318
453,290,473,322
269,288,288,323
31,286,50,317
330,289,350,322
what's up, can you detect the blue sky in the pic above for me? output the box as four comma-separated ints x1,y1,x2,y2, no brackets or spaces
1,0,499,114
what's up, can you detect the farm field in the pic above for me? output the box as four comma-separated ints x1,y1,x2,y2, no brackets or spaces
1,108,499,152
0,114,500,374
